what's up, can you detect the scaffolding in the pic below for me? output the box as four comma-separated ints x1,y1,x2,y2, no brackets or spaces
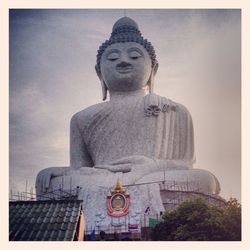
9,178,226,240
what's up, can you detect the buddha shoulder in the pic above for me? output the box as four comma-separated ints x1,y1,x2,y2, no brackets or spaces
70,102,109,127
170,100,193,121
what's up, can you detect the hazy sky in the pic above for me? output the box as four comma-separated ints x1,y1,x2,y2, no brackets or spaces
9,9,241,201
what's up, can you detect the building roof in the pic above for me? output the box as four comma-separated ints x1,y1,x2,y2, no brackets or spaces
9,200,83,241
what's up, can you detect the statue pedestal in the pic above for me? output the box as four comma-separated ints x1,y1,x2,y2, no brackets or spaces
45,170,164,230
39,167,220,229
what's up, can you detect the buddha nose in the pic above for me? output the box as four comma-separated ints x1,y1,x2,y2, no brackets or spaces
119,52,130,64
117,61,132,68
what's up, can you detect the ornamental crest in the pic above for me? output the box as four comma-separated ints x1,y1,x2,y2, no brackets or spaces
107,179,130,217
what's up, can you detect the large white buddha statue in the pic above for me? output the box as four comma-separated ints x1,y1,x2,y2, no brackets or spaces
36,17,220,228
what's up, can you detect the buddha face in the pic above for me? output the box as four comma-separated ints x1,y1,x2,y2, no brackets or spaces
99,42,152,92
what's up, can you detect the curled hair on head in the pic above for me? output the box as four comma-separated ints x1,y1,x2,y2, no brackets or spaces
96,24,158,72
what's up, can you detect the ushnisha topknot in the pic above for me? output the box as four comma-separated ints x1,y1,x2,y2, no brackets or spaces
96,17,158,72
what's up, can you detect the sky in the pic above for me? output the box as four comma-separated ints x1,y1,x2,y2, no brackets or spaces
9,9,241,201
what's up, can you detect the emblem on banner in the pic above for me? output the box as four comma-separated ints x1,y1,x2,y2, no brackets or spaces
107,179,130,217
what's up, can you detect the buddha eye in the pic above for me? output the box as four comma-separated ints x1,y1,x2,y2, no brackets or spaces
107,52,120,61
129,50,142,59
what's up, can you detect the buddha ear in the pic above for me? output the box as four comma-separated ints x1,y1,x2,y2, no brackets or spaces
148,62,159,94
95,65,108,101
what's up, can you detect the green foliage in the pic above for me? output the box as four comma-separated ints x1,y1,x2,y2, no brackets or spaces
151,197,241,241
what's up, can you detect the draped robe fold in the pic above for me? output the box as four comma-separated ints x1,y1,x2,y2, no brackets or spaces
70,93,195,170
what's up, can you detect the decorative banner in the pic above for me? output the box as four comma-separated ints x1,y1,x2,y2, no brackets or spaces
107,179,130,217
128,223,139,232
144,206,150,215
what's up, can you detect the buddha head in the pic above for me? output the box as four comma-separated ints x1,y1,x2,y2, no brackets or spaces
96,17,159,100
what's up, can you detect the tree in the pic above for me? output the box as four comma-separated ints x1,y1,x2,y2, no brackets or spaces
151,197,241,241
221,198,241,240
